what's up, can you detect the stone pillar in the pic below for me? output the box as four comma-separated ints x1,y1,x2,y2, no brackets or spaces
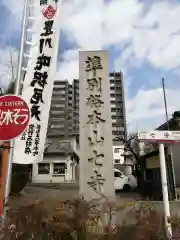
79,50,115,201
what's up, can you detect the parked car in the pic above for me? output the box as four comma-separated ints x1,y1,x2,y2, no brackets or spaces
114,168,137,192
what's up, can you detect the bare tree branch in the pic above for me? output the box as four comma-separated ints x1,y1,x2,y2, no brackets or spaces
9,48,15,82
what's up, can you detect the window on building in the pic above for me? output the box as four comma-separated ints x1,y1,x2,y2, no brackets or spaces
112,131,124,136
52,96,65,100
117,108,123,112
115,92,122,97
51,118,62,122
52,91,63,96
51,111,64,115
114,72,121,78
53,87,62,91
54,81,61,85
53,163,66,175
55,81,67,85
110,79,114,84
111,100,123,105
115,96,123,101
112,131,118,135
111,108,116,112
51,104,64,108
51,125,64,128
112,115,119,119
114,148,120,153
38,163,50,174
112,114,123,119
116,119,124,124
114,159,120,164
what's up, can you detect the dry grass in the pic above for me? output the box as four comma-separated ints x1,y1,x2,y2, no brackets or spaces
2,197,180,239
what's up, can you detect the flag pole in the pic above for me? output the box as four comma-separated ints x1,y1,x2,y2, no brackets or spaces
4,0,29,208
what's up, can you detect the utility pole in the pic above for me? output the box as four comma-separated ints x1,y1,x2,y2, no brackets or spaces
161,78,176,199
162,78,170,129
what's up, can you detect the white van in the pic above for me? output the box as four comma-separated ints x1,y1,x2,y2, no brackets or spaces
114,168,137,191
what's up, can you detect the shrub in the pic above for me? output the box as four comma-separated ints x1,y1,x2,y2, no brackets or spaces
2,197,179,239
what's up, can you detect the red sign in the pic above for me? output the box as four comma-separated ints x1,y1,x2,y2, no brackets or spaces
0,95,30,141
42,5,57,19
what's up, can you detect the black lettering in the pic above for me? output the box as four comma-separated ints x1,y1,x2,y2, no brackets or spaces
28,124,35,136
37,124,41,130
31,105,41,121
31,71,48,88
85,56,103,76
35,139,40,145
33,147,39,156
25,147,31,154
26,139,32,147
39,38,53,54
30,88,44,105
35,54,51,71
41,20,54,36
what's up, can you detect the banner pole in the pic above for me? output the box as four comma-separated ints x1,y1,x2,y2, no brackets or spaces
4,0,29,207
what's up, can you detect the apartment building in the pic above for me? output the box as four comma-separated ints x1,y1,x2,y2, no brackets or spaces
47,72,127,145
47,80,74,138
109,72,127,145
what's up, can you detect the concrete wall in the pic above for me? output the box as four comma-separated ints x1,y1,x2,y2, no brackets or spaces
32,155,77,183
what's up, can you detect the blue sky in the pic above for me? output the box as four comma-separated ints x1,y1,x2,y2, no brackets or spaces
0,0,180,132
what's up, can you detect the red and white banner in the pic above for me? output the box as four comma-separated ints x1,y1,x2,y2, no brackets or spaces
138,131,180,144
13,0,61,164
0,95,30,141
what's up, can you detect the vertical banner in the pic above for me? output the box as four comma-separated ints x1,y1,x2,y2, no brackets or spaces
79,50,115,201
13,0,61,164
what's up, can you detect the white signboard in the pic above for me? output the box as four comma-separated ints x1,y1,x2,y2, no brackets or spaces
79,50,115,201
138,131,180,143
13,0,61,164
